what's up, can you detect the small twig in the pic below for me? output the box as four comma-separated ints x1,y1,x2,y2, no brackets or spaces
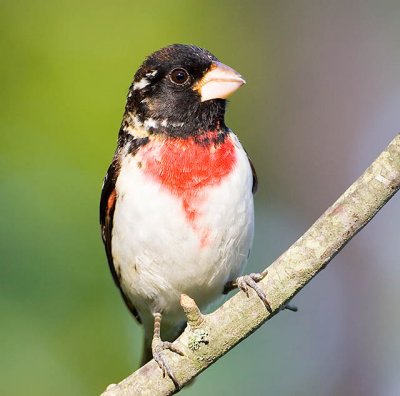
180,294,205,329
283,303,298,312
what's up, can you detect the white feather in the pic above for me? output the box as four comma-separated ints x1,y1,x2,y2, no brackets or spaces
112,134,254,334
133,77,150,90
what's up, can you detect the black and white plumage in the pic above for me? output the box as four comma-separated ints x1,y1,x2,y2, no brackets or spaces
100,44,268,387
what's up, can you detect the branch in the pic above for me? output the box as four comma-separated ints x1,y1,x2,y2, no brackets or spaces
102,134,400,396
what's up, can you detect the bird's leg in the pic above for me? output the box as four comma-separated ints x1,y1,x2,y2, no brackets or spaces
224,268,272,313
151,312,184,389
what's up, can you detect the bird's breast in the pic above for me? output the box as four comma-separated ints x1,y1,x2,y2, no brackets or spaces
113,131,253,318
138,132,237,224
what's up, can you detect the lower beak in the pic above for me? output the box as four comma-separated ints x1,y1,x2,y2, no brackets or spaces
194,61,246,102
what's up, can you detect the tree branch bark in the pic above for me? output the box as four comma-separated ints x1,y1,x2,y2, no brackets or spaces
102,134,400,396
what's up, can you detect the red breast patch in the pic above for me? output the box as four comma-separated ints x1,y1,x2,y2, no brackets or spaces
141,132,237,229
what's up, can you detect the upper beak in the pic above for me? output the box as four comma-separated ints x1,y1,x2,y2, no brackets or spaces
194,61,246,102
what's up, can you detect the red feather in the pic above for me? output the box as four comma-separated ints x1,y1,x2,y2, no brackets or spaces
142,132,237,224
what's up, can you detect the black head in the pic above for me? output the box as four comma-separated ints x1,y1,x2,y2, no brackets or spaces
123,44,245,137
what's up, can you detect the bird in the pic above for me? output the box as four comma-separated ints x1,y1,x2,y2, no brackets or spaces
100,44,271,387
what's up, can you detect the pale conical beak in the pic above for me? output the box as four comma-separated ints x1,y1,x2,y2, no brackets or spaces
194,61,246,102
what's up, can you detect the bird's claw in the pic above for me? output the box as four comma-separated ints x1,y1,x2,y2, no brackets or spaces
234,269,272,313
152,340,184,389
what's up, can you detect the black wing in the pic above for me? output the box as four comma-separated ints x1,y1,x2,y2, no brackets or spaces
100,159,142,323
248,156,258,194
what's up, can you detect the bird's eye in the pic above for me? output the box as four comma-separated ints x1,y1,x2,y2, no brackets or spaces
169,68,190,85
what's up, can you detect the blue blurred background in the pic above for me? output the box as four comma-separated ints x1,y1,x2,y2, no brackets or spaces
1,1,400,395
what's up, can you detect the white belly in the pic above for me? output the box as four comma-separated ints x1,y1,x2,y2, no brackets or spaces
112,136,254,328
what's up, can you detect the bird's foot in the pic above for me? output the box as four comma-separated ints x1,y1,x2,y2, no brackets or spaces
224,269,272,313
152,339,184,388
151,312,184,389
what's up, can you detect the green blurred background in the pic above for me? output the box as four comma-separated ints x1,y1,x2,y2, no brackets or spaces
1,1,400,395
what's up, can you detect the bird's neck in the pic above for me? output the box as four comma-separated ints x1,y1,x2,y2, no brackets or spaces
122,99,227,139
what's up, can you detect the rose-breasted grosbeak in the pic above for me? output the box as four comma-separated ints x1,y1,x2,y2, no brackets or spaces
100,44,270,387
